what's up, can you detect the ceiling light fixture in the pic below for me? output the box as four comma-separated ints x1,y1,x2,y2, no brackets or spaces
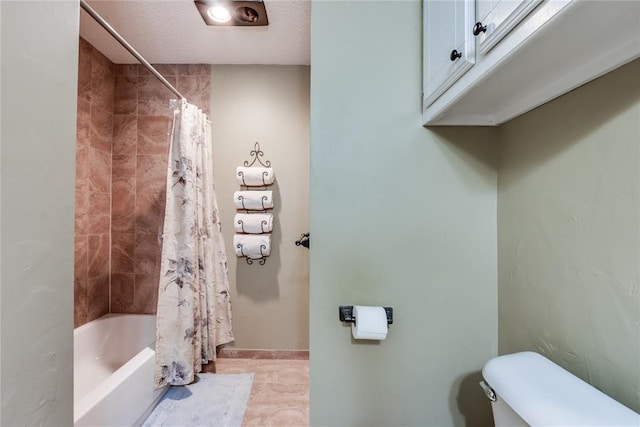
195,1,269,27
207,5,232,23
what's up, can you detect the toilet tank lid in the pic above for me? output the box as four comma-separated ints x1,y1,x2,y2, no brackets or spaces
482,352,640,426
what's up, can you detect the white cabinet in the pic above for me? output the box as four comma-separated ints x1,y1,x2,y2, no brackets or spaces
422,0,640,126
422,0,541,112
423,0,475,107
474,0,542,54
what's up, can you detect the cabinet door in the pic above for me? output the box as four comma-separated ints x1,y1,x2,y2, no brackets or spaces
423,0,475,109
475,0,542,54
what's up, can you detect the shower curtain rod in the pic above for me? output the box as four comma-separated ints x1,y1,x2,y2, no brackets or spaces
79,0,186,101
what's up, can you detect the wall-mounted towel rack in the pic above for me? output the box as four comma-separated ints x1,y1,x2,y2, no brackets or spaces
233,142,275,265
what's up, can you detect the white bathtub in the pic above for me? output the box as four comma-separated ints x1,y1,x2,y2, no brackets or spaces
74,314,168,427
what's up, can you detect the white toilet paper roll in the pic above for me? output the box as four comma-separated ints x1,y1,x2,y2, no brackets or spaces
351,305,388,340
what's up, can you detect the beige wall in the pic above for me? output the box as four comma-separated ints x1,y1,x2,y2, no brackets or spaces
310,2,498,425
497,59,640,412
1,1,78,424
211,65,310,350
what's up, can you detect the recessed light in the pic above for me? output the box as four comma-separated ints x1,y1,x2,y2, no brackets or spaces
207,5,232,23
194,1,269,26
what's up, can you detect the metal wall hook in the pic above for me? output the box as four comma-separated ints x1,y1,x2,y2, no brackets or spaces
295,233,310,248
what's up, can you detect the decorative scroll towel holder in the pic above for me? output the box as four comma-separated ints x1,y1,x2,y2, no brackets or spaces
244,142,271,168
236,217,271,234
237,142,272,187
235,194,271,212
235,142,273,265
236,243,269,265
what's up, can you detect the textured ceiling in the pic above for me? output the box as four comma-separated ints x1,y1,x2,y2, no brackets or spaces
79,0,311,65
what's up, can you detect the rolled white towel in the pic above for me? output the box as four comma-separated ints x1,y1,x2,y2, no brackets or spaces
233,213,273,234
234,234,271,259
236,166,275,187
233,191,273,210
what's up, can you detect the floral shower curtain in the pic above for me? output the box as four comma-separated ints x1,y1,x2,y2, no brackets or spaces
154,100,234,388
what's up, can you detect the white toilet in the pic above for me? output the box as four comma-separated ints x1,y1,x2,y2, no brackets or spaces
480,351,640,426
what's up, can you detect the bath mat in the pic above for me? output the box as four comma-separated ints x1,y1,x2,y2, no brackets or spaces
142,373,254,427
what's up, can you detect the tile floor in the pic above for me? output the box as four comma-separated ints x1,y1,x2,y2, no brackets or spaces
215,358,309,427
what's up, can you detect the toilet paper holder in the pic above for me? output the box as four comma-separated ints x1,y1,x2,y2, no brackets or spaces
339,306,393,325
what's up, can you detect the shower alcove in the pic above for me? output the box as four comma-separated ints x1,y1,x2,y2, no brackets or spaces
73,1,310,424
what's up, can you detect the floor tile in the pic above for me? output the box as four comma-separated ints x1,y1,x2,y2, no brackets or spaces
215,357,309,427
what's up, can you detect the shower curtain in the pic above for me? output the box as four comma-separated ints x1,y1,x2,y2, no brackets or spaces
154,100,234,388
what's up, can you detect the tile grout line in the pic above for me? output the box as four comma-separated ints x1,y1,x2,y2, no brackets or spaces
108,61,115,314
133,64,139,312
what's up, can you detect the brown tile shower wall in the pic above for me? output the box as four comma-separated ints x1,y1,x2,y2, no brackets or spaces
74,37,212,326
110,63,212,314
75,38,114,327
